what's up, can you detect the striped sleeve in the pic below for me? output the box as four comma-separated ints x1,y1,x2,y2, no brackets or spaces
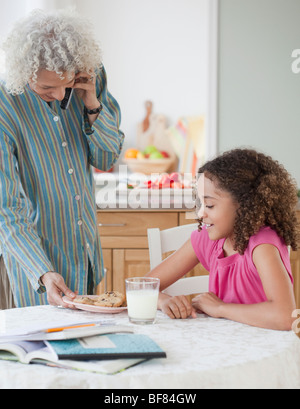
0,129,55,292
83,66,125,171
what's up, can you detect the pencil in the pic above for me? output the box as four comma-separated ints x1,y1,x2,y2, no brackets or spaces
46,324,96,333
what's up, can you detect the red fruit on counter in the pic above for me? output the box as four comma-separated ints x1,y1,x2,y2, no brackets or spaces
160,151,170,158
169,172,180,182
160,175,171,185
144,173,184,189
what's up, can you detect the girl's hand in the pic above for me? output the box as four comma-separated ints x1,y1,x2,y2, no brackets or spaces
192,292,224,318
159,293,197,319
73,71,100,110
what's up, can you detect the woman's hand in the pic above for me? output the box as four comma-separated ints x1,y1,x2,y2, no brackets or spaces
72,71,100,111
159,293,197,319
192,292,224,318
40,272,77,309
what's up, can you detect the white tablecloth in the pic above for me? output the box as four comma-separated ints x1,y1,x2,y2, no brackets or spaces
0,305,300,389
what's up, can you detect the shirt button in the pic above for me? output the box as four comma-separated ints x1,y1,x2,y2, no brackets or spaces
62,142,68,148
75,195,80,201
68,169,74,175
86,244,90,249
77,220,83,226
53,116,59,122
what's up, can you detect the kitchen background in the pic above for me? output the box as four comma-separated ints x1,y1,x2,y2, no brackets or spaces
0,0,300,187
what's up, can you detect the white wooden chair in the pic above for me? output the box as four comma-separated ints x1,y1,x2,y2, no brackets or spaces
147,224,209,296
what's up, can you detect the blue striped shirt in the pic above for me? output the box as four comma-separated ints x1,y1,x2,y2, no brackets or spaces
0,67,124,307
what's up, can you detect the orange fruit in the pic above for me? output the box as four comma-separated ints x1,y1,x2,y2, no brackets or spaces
125,149,140,159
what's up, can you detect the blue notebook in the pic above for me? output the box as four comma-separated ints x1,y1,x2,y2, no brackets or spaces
47,333,166,361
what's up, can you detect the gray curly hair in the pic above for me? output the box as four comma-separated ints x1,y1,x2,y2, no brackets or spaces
2,8,103,95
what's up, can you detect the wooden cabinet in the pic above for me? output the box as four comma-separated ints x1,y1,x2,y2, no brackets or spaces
96,209,300,308
97,212,178,237
112,249,151,292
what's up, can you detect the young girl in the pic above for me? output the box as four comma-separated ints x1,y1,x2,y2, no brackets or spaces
147,149,299,330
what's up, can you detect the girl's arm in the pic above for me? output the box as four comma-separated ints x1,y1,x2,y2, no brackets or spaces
146,239,200,319
192,244,296,330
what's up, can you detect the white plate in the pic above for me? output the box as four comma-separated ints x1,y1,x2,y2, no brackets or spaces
63,296,127,314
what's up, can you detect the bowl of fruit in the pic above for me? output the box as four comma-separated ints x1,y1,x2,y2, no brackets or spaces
123,146,174,174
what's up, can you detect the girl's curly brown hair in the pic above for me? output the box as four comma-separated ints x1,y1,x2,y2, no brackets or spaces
197,149,299,254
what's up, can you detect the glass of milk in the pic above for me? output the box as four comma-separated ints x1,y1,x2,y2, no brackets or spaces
125,277,160,325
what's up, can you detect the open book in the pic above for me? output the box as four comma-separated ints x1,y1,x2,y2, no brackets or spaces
0,340,144,375
0,318,118,342
0,325,133,342
0,333,166,374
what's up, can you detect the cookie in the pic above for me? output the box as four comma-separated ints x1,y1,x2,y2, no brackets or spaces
94,291,125,307
74,297,95,305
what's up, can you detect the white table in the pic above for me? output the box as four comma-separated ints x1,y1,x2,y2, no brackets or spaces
0,305,300,389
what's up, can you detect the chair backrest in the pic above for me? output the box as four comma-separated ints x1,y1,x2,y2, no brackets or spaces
147,224,209,296
148,223,199,269
162,275,209,296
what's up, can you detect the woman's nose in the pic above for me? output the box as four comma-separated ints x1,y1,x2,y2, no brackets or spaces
52,87,66,101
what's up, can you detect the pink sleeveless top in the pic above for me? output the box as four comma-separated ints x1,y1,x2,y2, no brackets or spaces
191,227,293,304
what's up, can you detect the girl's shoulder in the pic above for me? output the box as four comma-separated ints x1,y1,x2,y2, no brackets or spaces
248,226,286,252
246,226,293,283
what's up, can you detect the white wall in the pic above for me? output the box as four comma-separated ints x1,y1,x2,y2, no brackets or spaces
0,0,64,73
0,0,27,73
0,0,60,36
72,0,210,151
218,0,300,187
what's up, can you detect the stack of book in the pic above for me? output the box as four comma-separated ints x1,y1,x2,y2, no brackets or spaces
0,319,166,375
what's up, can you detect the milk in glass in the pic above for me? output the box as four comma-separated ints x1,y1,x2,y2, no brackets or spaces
125,277,160,325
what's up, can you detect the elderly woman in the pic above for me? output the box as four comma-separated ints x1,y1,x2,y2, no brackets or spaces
0,9,124,308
